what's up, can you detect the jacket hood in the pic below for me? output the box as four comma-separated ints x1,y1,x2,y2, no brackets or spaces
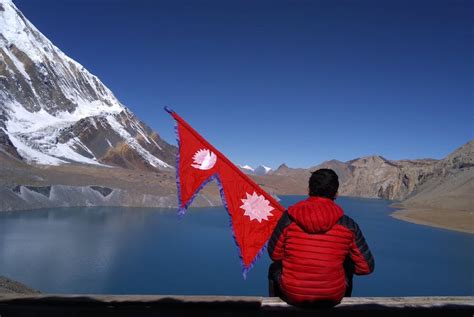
287,196,344,233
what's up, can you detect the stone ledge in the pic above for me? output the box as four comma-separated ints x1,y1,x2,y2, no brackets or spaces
0,295,472,317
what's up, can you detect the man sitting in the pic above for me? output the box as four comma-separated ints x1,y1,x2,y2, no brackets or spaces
268,168,374,307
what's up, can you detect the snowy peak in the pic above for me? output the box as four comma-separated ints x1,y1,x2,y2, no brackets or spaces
0,0,176,170
238,164,272,175
0,0,124,116
238,164,255,174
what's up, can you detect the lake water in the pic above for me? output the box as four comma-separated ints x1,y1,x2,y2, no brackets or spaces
0,196,472,296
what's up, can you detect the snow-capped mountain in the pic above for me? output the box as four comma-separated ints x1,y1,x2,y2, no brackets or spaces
238,164,272,175
254,165,272,176
0,0,175,170
238,164,255,174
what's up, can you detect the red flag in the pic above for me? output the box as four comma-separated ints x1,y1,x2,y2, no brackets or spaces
165,107,285,277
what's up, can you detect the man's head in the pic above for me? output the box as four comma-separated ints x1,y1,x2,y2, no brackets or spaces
308,169,339,200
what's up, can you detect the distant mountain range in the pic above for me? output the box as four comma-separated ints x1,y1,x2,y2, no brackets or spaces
0,0,472,214
251,141,473,210
238,164,272,176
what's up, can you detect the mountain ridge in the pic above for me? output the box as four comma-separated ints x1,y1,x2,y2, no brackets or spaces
252,141,473,202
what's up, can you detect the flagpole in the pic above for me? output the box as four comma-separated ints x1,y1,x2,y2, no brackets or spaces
164,106,285,212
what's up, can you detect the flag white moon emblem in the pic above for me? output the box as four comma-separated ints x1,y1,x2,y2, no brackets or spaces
240,192,274,222
191,149,217,170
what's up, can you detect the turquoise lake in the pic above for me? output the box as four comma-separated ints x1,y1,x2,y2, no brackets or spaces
0,196,472,296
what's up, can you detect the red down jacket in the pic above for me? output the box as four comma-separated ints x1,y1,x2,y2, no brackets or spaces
268,196,374,306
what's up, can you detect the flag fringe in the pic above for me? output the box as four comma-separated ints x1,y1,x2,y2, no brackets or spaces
215,176,269,279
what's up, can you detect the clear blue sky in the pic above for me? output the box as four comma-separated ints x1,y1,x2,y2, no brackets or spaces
15,0,473,168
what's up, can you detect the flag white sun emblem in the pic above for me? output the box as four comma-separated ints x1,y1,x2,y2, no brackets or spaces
240,192,274,222
191,149,217,170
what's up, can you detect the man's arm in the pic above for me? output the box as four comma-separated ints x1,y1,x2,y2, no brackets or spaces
338,215,375,275
267,210,292,261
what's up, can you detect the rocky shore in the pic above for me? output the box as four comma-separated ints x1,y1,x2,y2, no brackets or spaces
0,150,222,212
0,276,39,294
390,207,473,235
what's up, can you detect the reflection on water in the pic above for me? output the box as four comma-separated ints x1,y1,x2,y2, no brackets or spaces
0,197,472,296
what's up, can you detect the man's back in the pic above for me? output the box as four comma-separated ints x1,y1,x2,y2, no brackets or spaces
268,196,374,306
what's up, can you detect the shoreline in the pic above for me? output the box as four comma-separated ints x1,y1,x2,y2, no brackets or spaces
390,206,474,235
0,276,40,294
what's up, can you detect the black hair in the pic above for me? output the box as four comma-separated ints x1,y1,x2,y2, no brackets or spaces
309,169,339,200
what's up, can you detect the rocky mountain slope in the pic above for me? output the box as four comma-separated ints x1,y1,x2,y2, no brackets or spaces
0,0,175,170
336,156,436,200
398,140,473,211
389,141,473,234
